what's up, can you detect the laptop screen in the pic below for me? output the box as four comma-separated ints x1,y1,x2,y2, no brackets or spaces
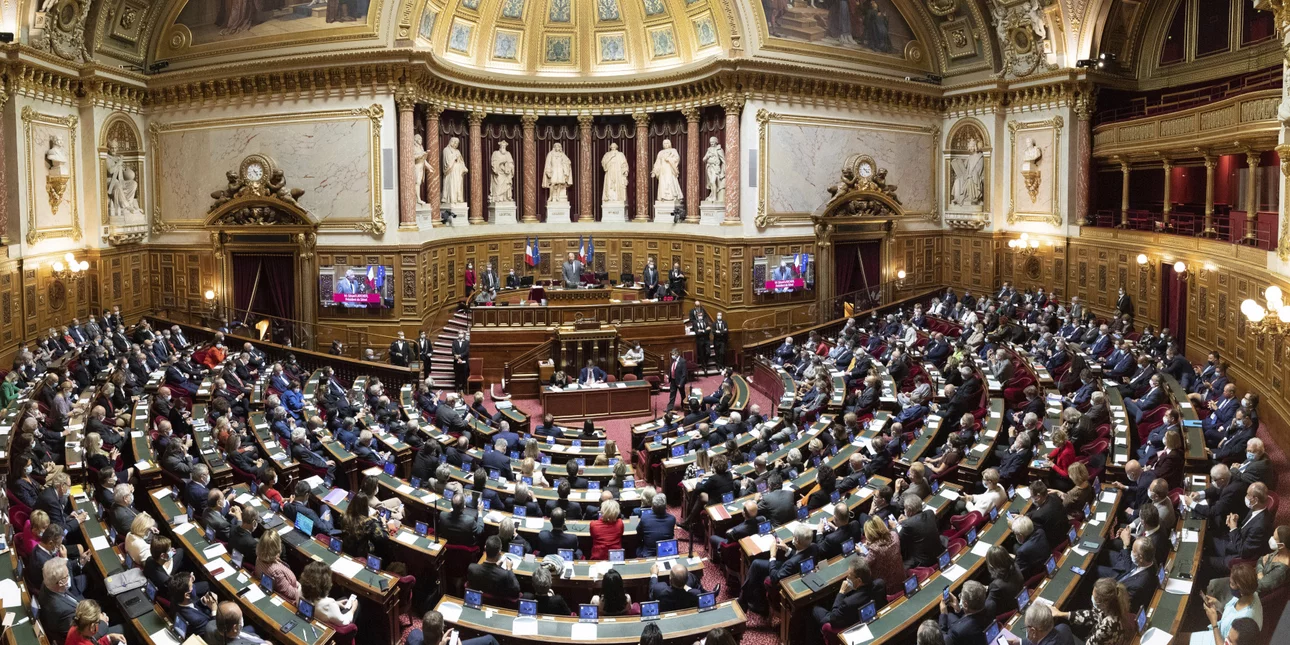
464,589,482,609
366,555,381,570
579,604,598,622
800,558,815,575
657,539,678,557
298,599,314,619
509,543,525,557
609,549,624,562
640,601,659,619
329,538,342,554
759,521,772,535
295,514,314,536
904,576,917,596
859,601,876,623
558,549,575,561
518,599,536,617
697,592,715,611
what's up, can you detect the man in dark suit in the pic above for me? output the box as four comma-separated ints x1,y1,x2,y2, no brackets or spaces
1025,482,1069,550
284,482,333,535
897,494,944,569
692,311,711,372
229,509,260,564
35,473,88,546
642,258,660,295
1117,288,1134,317
577,360,606,385
740,524,817,614
1233,438,1273,487
437,493,485,547
712,312,730,369
38,557,116,645
684,454,736,529
666,348,688,410
417,330,433,378
451,332,470,391
1214,411,1257,465
938,580,993,645
169,572,219,641
465,469,506,514
480,438,514,481
710,501,765,565
810,558,885,641
757,473,797,525
107,484,139,538
466,536,521,600
1123,374,1166,424
638,495,678,558
535,508,580,557
997,433,1034,485
651,561,700,612
816,503,864,560
1018,604,1076,645
1110,538,1160,612
389,331,412,366
1012,515,1051,580
545,481,584,520
1208,482,1273,572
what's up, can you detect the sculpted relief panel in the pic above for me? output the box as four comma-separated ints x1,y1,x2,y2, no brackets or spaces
152,109,380,232
761,113,936,222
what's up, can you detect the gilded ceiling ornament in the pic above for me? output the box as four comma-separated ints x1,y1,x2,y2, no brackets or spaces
35,0,93,63
926,0,958,17
989,0,1055,79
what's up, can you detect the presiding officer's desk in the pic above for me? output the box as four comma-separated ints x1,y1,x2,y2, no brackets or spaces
541,380,652,422
492,285,647,306
434,594,746,645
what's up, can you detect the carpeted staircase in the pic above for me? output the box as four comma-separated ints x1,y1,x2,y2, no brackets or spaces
426,309,472,386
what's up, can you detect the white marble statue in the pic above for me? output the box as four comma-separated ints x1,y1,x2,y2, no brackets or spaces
652,139,683,203
702,137,725,203
490,141,515,203
1021,137,1043,172
413,134,430,206
116,168,143,218
544,142,573,204
45,135,68,176
441,136,468,205
949,138,985,209
601,142,629,203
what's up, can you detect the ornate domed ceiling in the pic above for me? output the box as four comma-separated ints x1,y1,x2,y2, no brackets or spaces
415,0,734,77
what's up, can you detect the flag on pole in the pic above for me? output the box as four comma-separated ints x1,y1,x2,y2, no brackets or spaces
526,237,540,267
796,253,809,277
577,235,586,263
586,235,594,268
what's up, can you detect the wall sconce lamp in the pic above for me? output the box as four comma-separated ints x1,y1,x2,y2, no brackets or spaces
51,253,89,281
204,289,218,317
1006,233,1045,258
1242,285,1290,339
896,269,907,287
1136,253,1156,280
1172,260,1193,281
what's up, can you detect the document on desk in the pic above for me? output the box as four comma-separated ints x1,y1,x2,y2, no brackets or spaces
1182,529,1200,543
1101,491,1118,504
330,558,364,578
525,517,546,530
438,602,462,624
395,531,418,545
570,623,599,641
971,541,992,557
90,535,110,551
750,534,776,552
1166,578,1193,594
204,544,228,559
512,617,539,636
149,629,182,645
1140,628,1173,645
1188,631,1216,645
323,488,348,505
242,585,266,603
844,624,874,645
942,563,967,582
939,489,960,501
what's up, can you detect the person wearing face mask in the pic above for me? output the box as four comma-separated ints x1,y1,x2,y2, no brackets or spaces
208,602,267,645
1208,483,1274,574
1190,464,1248,533
1207,525,1290,610
1214,408,1258,465
1233,438,1273,487
1201,563,1264,642
10,455,41,509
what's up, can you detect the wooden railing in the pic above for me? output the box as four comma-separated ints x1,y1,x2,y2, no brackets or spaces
1092,89,1281,158
472,300,684,327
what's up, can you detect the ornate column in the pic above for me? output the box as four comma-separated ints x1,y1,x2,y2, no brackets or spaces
722,97,743,225
1244,150,1261,244
1203,155,1217,237
682,107,701,223
0,92,8,245
633,112,651,221
578,114,594,222
1074,96,1094,227
1279,145,1290,260
522,115,538,223
425,104,443,226
1118,159,1130,228
468,111,486,224
396,92,418,230
1160,158,1173,229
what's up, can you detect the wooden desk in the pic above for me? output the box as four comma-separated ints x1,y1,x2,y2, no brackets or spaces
540,381,651,422
492,286,645,306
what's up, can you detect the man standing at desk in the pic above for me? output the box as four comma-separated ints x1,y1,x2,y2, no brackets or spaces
579,360,606,386
336,268,365,308
713,312,729,369
692,310,711,374
452,331,470,392
562,252,584,289
479,262,499,295
666,347,688,410
389,331,411,367
643,258,660,296
668,260,686,297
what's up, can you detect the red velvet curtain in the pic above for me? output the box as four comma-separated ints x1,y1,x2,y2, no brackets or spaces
1162,265,1188,352
232,254,261,318
834,240,881,302
232,254,296,323
535,118,580,223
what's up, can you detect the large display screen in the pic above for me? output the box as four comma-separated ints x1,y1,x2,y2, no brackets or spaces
753,254,814,294
319,265,394,309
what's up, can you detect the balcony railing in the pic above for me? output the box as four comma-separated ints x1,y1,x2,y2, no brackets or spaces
1086,209,1279,252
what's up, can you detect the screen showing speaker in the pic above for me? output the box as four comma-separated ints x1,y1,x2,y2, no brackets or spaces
753,254,814,294
319,265,395,309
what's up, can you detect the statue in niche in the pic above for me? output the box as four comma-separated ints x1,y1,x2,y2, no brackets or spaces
1020,136,1043,203
543,142,573,204
702,136,725,203
110,168,143,220
441,136,468,205
45,135,69,176
490,140,515,203
949,137,985,210
413,134,430,206
652,139,683,203
601,142,629,203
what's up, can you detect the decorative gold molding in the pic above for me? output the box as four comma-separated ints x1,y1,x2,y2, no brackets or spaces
22,106,82,246
1006,116,1064,228
1279,143,1290,262
756,110,940,229
1092,89,1281,161
153,0,388,63
149,104,386,235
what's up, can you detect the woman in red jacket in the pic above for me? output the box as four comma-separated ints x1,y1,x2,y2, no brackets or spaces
1047,428,1079,483
589,499,624,560
65,599,126,645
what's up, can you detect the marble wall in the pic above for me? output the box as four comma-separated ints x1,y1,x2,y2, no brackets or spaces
153,110,377,227
762,114,938,218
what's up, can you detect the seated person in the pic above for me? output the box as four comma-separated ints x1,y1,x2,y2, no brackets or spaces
466,536,521,601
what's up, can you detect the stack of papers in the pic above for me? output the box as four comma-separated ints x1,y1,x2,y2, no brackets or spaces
329,558,364,578
844,625,875,645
